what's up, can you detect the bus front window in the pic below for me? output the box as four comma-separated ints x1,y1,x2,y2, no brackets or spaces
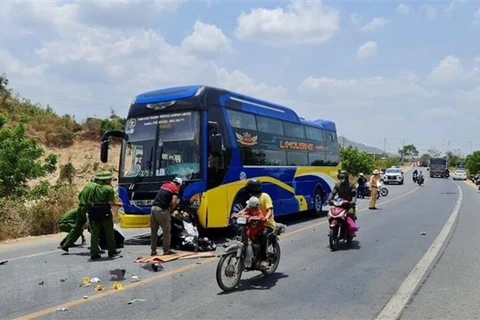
120,111,201,180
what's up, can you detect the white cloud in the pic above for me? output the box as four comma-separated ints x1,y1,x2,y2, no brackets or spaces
361,17,389,31
181,21,232,56
474,6,480,23
235,0,340,46
420,107,458,117
428,55,465,83
420,4,437,21
357,41,378,59
396,3,410,15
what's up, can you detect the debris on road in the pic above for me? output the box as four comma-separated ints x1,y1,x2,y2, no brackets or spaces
141,263,164,272
56,308,68,312
0,260,8,265
128,299,146,305
94,284,104,291
39,281,44,285
109,269,126,281
131,275,140,282
60,278,67,283
421,231,427,235
83,296,88,299
90,277,101,284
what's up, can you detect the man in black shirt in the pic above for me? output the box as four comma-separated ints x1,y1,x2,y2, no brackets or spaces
150,177,182,256
357,173,367,199
328,170,357,219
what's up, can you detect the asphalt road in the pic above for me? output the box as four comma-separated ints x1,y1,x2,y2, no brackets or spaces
1,168,477,320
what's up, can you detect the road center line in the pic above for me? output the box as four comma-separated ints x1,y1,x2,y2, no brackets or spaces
374,184,463,320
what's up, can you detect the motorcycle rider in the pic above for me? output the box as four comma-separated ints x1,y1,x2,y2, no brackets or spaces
328,170,357,219
413,169,418,182
357,173,367,199
417,170,424,183
240,179,276,269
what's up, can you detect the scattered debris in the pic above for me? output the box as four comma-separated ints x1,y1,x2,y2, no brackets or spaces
421,232,427,235
90,277,101,284
128,299,146,305
141,263,164,272
39,281,44,285
82,277,91,286
111,282,124,290
83,296,88,299
302,267,310,271
131,275,140,283
60,278,67,283
0,260,8,265
56,308,68,312
109,269,126,281
94,284,104,291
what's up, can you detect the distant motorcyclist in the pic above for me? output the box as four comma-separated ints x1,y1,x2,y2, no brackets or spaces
357,173,367,199
417,171,424,184
413,169,418,182
328,170,357,219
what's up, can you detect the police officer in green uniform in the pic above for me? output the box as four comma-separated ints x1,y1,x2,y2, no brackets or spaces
61,178,98,252
87,171,123,260
59,208,86,248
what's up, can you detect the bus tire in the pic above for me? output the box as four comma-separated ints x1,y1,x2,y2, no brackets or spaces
313,188,324,217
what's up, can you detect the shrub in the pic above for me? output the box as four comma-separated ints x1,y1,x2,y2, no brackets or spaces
58,161,76,184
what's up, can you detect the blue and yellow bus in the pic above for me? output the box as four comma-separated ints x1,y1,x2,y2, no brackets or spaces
100,85,341,229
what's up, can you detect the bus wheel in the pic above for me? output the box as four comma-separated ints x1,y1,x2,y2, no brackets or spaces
313,188,324,217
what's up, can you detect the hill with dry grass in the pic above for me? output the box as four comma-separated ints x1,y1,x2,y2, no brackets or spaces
0,74,125,241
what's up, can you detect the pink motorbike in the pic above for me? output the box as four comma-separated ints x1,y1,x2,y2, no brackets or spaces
328,198,358,251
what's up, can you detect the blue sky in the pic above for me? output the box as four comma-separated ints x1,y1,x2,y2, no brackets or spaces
0,0,479,155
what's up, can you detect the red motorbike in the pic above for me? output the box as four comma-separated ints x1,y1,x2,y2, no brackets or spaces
328,198,358,251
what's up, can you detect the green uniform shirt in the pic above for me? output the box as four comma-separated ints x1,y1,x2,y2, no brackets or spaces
78,182,115,206
59,208,78,225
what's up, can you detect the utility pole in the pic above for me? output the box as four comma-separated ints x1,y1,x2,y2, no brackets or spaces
446,139,454,153
383,137,387,155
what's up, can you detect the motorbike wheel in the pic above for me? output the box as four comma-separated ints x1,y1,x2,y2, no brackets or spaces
216,252,243,292
329,226,340,251
380,187,389,197
262,241,281,276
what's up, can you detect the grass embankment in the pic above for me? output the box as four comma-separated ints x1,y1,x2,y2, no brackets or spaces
0,88,124,241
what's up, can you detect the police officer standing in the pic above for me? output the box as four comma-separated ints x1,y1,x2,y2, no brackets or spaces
87,171,123,260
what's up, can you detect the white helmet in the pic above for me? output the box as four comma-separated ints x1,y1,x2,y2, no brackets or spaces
173,177,183,185
246,196,260,208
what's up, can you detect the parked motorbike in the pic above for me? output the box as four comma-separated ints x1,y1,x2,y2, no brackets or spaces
417,176,424,186
328,198,358,251
363,185,389,199
216,215,285,292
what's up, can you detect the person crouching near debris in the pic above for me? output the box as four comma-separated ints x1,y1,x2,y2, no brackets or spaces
59,208,86,248
87,171,124,260
150,177,183,256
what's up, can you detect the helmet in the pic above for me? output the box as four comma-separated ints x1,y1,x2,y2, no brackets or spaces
246,196,260,208
246,179,262,194
337,170,349,183
173,177,183,185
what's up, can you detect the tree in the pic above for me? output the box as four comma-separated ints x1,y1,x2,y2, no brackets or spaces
399,144,419,159
419,153,431,162
340,146,375,176
465,151,480,174
445,151,464,168
428,148,442,158
0,114,57,197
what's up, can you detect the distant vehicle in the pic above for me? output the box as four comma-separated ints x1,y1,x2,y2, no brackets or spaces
429,158,448,178
383,167,404,185
380,168,387,181
420,160,429,167
452,169,467,181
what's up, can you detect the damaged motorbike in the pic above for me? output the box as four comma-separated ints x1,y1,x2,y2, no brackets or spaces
216,215,286,292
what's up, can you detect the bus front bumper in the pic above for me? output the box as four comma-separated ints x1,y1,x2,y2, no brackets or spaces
118,212,151,228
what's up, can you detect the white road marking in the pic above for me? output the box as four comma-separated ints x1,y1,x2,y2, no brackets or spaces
374,184,463,320
7,250,62,262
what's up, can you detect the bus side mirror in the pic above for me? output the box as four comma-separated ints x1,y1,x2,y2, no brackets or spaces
209,134,223,157
101,140,109,163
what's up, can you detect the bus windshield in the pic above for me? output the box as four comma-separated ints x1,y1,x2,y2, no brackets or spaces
120,111,201,180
